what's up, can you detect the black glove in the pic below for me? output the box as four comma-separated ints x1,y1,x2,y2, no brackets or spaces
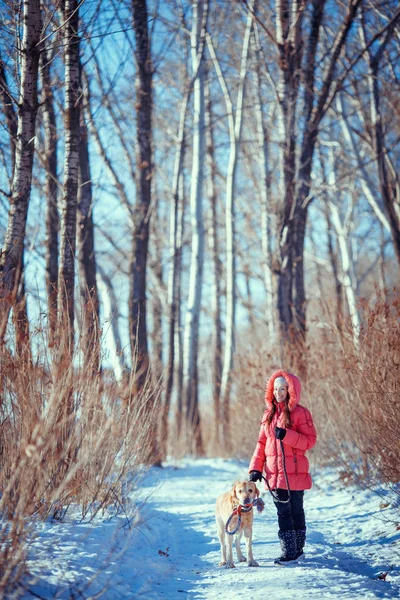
275,426,287,440
249,470,262,482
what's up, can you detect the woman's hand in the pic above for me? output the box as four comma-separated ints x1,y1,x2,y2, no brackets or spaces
274,426,287,440
249,470,262,482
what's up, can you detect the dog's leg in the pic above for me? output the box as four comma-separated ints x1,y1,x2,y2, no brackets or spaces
225,533,235,568
244,526,259,567
235,530,246,562
216,517,227,567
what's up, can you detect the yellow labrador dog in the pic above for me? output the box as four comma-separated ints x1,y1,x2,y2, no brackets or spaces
215,480,260,568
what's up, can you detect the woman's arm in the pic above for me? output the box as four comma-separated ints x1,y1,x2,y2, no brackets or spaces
249,423,267,472
283,406,317,451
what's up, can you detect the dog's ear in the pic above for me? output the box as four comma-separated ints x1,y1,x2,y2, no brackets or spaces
229,483,238,506
254,484,260,498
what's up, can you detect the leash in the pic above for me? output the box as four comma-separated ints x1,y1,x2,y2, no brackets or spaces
262,439,291,504
225,497,265,535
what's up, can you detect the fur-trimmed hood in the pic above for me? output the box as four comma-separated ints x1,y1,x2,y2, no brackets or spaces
265,370,301,412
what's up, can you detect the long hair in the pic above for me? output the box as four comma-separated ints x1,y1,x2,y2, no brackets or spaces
266,397,291,429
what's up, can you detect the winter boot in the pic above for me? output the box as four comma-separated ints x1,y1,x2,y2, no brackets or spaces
274,530,298,565
295,529,306,560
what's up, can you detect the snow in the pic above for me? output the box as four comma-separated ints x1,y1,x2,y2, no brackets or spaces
23,458,400,599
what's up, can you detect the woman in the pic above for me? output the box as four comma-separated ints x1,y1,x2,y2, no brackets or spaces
249,370,317,565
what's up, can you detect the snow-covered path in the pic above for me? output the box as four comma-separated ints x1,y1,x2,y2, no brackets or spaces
133,459,400,600
26,458,400,599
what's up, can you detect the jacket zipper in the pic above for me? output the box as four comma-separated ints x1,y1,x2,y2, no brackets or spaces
293,448,298,476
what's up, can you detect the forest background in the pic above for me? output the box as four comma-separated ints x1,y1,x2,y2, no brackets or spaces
0,0,400,592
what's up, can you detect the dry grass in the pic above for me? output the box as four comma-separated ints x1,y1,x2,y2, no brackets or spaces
0,330,158,598
227,294,400,493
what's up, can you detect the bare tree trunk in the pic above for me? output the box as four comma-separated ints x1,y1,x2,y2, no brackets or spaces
151,204,164,383
97,265,126,383
0,48,31,358
207,2,253,449
205,67,222,446
41,48,59,346
78,66,99,373
325,210,344,335
182,0,208,455
174,165,185,438
0,52,18,178
361,14,400,266
325,149,360,348
0,0,42,342
129,0,153,394
162,88,189,456
275,0,305,341
252,28,276,343
328,200,360,349
57,0,80,353
291,0,363,349
336,93,390,233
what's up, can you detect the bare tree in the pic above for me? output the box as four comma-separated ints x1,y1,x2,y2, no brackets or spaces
78,62,99,371
57,0,81,350
207,1,253,447
182,0,209,454
205,65,222,446
40,46,59,345
162,84,189,455
0,0,43,342
360,7,400,266
129,0,154,393
0,51,17,178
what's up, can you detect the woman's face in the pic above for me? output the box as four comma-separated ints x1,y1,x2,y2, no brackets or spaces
273,380,288,403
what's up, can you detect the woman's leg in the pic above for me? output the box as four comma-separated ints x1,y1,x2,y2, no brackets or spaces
291,490,306,557
291,490,305,530
273,490,297,562
273,489,294,531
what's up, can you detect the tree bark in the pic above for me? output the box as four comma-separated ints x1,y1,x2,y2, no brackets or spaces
0,0,42,342
182,0,208,454
162,87,189,455
361,15,400,266
57,0,81,351
205,67,222,446
252,28,276,343
78,64,99,372
41,48,59,346
0,52,18,178
129,0,153,394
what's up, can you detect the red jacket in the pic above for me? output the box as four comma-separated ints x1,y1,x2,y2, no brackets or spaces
249,370,317,491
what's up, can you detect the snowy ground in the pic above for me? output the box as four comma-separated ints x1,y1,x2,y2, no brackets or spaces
24,458,400,599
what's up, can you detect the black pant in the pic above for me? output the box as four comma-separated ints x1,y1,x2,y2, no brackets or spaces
273,489,305,532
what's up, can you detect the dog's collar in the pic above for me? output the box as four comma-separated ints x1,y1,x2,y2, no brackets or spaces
232,501,253,513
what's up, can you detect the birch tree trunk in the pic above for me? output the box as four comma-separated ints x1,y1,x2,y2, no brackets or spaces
57,0,80,351
41,48,59,345
252,28,276,343
0,49,31,357
205,68,222,446
162,88,189,455
174,167,185,438
336,94,390,233
77,84,99,372
0,53,18,178
129,0,153,394
97,265,126,383
219,3,253,448
0,0,42,342
182,0,208,454
325,210,344,336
